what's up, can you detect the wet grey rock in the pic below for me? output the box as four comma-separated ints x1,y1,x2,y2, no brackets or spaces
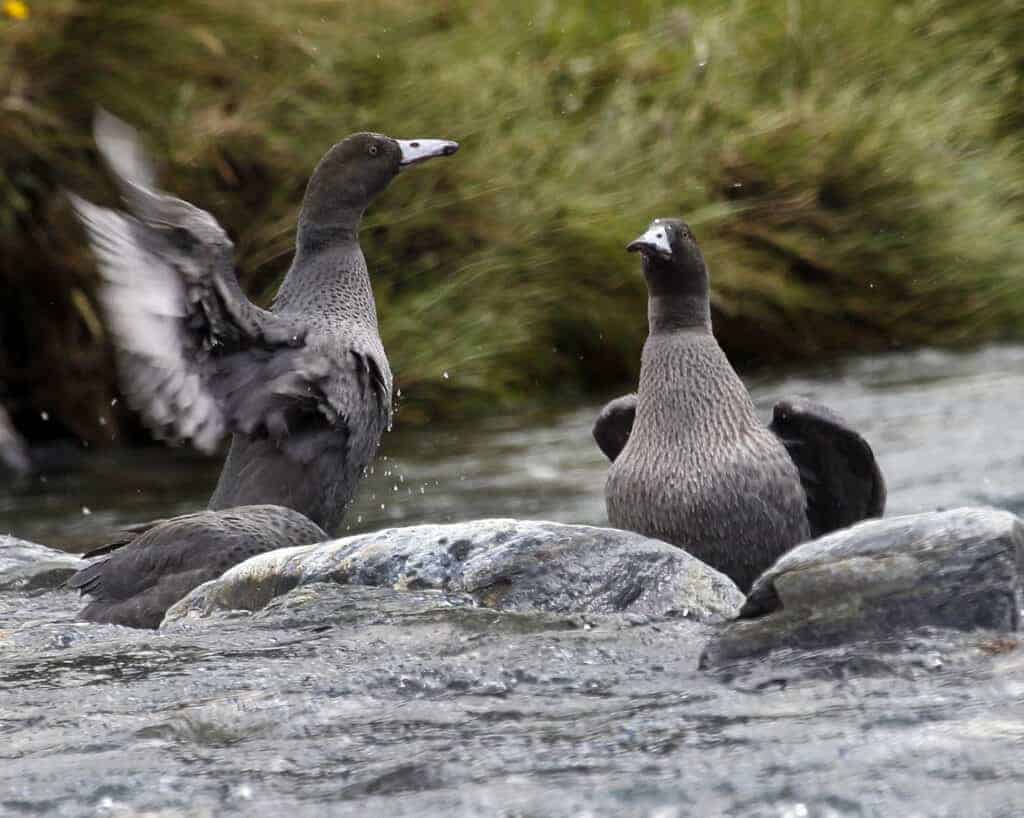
0,535,85,592
702,507,1024,667
165,518,744,627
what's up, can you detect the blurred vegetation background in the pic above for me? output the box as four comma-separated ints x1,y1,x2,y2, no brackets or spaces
1,0,1022,447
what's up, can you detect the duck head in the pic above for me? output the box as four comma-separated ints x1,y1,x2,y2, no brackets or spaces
627,218,711,330
299,132,459,238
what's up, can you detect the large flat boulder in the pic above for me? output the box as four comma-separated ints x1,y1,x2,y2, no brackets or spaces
702,507,1024,667
164,518,743,627
0,535,85,592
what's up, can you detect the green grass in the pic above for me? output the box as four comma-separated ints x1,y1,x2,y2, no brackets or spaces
1,0,1022,440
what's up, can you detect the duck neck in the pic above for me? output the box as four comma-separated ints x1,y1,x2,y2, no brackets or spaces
274,224,377,326
295,206,364,250
644,257,711,334
647,294,711,334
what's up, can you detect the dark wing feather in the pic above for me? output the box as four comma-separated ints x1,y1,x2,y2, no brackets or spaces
68,507,328,628
66,510,212,600
78,518,166,559
769,397,886,538
69,112,351,455
65,557,109,596
66,510,225,604
592,394,637,462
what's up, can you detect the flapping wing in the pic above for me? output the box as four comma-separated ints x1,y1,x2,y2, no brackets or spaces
212,341,391,465
769,397,886,537
69,112,355,454
592,394,637,462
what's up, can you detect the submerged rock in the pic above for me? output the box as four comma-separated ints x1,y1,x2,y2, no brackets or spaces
0,535,85,592
165,518,744,627
702,507,1024,667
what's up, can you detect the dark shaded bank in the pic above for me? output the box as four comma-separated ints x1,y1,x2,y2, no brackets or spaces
2,0,1023,444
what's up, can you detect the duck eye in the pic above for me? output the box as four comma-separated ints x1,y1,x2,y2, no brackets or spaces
367,144,379,157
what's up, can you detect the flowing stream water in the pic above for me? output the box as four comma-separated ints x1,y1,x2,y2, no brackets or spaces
2,346,1024,817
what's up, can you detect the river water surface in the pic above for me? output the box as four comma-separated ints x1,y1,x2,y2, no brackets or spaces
3,346,1024,817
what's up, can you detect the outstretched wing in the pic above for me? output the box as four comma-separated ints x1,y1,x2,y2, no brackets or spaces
592,394,637,462
69,111,370,455
769,396,886,537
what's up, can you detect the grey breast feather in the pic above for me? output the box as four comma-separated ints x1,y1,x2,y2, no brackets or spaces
593,392,885,537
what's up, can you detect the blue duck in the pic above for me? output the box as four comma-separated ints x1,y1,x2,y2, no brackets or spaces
594,218,885,592
67,112,458,626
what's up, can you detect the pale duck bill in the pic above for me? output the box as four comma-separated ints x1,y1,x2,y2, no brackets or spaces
626,222,673,259
396,139,460,168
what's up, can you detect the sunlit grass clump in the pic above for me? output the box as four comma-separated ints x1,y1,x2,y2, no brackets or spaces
1,0,1022,440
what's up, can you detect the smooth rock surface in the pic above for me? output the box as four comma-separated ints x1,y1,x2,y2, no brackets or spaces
702,507,1024,667
165,519,744,627
0,535,84,593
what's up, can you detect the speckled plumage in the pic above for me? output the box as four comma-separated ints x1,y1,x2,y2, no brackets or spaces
66,506,326,629
605,330,809,592
208,234,392,532
598,218,884,592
